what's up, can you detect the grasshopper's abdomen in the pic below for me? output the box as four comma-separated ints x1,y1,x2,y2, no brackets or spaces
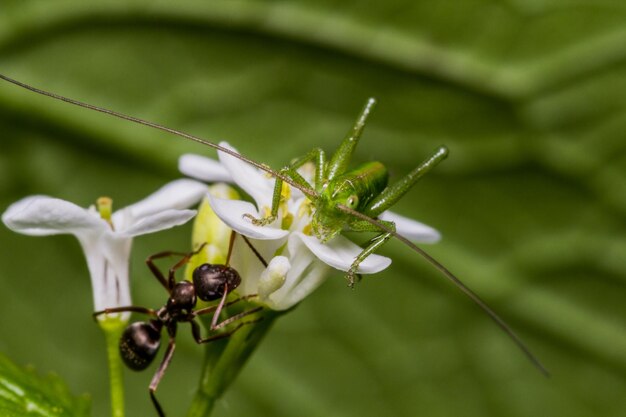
329,161,388,210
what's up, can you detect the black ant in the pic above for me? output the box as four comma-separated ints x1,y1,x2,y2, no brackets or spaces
93,232,267,417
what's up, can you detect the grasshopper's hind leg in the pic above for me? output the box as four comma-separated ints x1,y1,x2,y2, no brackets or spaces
244,148,325,226
364,146,448,218
347,146,448,285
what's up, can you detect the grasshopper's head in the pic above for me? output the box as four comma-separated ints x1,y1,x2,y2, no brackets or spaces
311,208,345,243
310,181,360,243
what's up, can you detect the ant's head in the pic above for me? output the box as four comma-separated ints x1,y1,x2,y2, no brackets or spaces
166,281,197,318
192,263,241,301
119,321,162,371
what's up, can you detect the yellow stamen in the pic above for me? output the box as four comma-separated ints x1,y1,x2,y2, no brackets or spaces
280,182,291,201
281,212,294,230
297,200,312,218
97,197,114,229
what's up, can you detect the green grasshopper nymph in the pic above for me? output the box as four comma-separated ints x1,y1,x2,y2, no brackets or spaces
0,73,549,376
241,98,449,288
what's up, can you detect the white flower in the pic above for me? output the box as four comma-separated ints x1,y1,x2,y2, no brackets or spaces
2,179,207,318
180,143,441,310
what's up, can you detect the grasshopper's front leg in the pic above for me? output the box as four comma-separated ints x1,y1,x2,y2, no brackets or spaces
345,218,396,287
326,98,376,181
244,148,325,226
245,97,376,226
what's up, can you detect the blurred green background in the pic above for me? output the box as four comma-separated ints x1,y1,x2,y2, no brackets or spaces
1,1,625,416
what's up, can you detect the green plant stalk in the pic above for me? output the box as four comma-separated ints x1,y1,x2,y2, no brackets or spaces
186,308,282,417
100,318,127,417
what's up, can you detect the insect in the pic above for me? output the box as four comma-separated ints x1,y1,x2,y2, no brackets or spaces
93,232,268,417
242,98,448,287
0,73,548,375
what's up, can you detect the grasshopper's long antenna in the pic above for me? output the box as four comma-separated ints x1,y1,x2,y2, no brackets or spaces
336,204,550,377
1,73,547,375
0,73,319,200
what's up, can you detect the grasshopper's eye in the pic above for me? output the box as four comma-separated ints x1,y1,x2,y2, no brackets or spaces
346,195,359,209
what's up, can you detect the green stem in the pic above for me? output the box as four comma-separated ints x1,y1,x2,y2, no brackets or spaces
99,318,127,417
186,308,281,417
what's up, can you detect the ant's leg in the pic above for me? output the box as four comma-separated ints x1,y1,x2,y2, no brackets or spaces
186,283,230,334
146,243,208,290
208,284,230,330
224,231,269,270
146,251,191,291
189,314,263,344
190,319,234,344
92,306,157,321
225,232,268,268
243,148,324,226
149,335,176,417
364,146,448,217
193,284,262,331
165,243,208,289
210,306,263,331
240,235,268,267
192,294,258,317
225,231,236,266
199,283,262,331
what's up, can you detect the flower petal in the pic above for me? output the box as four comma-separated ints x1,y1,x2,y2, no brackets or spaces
229,234,287,297
262,236,331,310
79,235,132,316
379,211,441,243
293,232,391,274
179,154,233,183
2,195,106,236
115,179,207,227
217,142,275,209
277,262,329,310
207,193,289,240
118,209,197,237
258,256,290,300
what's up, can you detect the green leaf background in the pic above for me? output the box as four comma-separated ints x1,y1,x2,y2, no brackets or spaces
0,1,624,416
0,352,90,417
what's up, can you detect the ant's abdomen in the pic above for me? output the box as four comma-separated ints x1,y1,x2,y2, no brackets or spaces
119,321,162,371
